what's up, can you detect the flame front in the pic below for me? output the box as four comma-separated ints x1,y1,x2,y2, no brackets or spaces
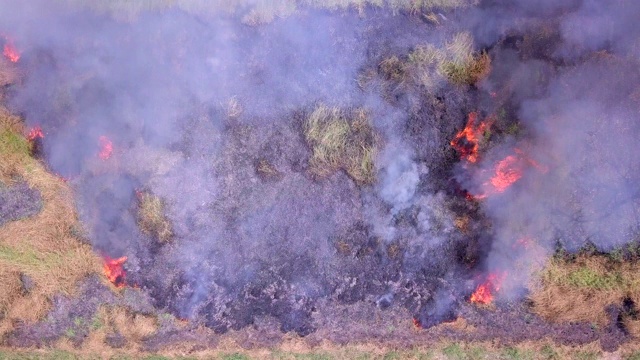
450,112,492,163
488,155,523,193
27,126,44,141
2,36,20,63
470,272,505,305
98,135,113,160
103,256,127,287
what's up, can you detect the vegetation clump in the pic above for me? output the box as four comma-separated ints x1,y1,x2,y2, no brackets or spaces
137,191,173,243
372,32,491,91
304,105,379,185
439,32,491,85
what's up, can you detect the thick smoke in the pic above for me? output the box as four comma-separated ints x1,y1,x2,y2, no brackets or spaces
0,0,474,333
466,0,640,296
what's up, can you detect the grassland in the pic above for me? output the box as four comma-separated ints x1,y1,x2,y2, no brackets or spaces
530,252,640,334
3,340,639,360
0,104,102,338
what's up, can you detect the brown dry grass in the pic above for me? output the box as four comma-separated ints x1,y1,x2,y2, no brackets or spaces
530,254,640,333
68,0,477,23
138,191,173,243
439,32,491,85
0,106,101,337
304,105,379,185
373,32,491,92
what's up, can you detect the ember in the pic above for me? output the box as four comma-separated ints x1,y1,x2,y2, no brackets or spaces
413,317,422,329
103,256,127,287
2,36,20,63
470,272,505,305
27,126,44,141
98,135,113,160
450,112,493,163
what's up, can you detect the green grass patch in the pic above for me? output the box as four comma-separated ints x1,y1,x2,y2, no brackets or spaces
0,130,30,158
442,343,486,360
563,267,625,290
0,244,69,272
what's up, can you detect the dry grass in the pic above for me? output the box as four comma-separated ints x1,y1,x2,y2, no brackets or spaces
304,105,379,185
374,32,491,92
0,106,101,337
62,0,476,23
439,32,491,85
0,339,616,360
530,254,640,332
137,191,173,243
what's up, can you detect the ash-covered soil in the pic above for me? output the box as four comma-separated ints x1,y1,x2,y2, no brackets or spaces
0,181,42,226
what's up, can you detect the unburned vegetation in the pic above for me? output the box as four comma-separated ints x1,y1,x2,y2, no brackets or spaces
531,252,640,334
137,191,173,244
0,92,101,338
304,105,379,185
369,31,491,93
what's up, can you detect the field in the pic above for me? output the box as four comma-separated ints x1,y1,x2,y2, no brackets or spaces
2,0,640,359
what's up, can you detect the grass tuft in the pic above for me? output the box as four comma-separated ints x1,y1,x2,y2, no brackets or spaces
304,105,379,185
137,191,173,243
439,32,491,85
372,32,490,92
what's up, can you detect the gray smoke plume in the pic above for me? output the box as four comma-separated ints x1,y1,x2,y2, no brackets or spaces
464,0,640,297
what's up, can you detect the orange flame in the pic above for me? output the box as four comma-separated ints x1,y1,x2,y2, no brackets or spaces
98,135,113,160
103,256,127,287
488,155,523,193
2,36,20,63
27,126,44,141
451,112,493,163
470,272,505,305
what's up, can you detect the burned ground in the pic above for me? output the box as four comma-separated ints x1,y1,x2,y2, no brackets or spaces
2,0,640,358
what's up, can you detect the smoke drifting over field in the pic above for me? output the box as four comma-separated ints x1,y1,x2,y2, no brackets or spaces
462,0,640,297
2,0,640,336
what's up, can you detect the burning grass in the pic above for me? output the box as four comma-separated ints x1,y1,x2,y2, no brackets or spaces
304,105,379,185
531,253,640,333
137,191,173,243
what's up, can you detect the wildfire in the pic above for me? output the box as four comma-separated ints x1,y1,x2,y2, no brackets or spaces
488,155,523,193
413,317,422,329
98,135,113,160
470,272,505,305
450,112,493,163
26,126,44,141
103,256,127,287
2,36,20,63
